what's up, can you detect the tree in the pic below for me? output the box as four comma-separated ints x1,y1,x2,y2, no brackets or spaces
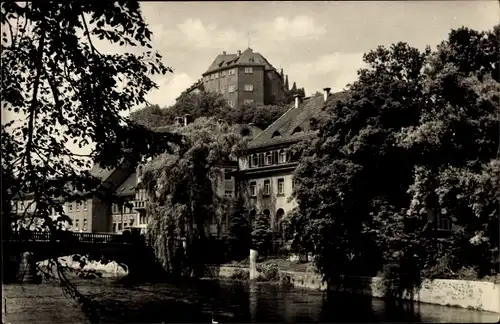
228,103,288,129
131,92,288,130
251,212,273,257
225,202,252,261
141,117,247,277
129,104,172,129
393,25,500,279
1,0,181,313
289,25,500,291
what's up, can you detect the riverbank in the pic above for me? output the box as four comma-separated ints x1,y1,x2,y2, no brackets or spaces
2,282,91,324
206,259,500,314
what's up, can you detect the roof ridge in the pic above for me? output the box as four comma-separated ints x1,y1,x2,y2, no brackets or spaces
250,103,295,142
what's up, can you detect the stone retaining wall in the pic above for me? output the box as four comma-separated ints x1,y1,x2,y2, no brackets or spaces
206,266,500,313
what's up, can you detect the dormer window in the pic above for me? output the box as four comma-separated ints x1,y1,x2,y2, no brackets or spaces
279,150,286,163
252,154,259,167
272,131,281,138
266,153,272,165
292,126,303,135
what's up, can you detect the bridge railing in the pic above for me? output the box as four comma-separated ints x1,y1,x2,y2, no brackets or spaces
7,231,125,244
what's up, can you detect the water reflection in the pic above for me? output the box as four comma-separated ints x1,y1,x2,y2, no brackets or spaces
81,278,499,323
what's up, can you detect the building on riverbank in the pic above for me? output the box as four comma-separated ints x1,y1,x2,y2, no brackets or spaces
237,88,341,236
10,161,136,233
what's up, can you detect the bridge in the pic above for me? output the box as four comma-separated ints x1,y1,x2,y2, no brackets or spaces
3,230,148,283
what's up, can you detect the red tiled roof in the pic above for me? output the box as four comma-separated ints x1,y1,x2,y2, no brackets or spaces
248,91,346,149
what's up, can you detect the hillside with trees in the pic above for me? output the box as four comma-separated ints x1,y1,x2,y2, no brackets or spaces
130,91,289,130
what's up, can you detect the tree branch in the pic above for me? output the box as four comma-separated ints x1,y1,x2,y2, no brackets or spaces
80,13,100,56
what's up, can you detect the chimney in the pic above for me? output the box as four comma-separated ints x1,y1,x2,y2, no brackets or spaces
323,87,331,102
223,51,226,55
237,50,241,56
183,114,192,126
294,94,302,109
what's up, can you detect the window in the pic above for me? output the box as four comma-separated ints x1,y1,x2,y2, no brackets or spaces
279,150,286,163
224,171,232,180
292,126,303,135
224,191,233,198
272,151,279,164
436,214,452,231
214,73,219,79
140,213,146,225
228,69,236,76
124,223,128,228
244,84,253,92
276,208,285,233
266,153,272,165
244,99,254,105
83,201,88,211
113,223,117,232
250,182,257,197
252,154,259,167
278,178,285,195
228,100,234,108
263,180,270,196
83,219,88,230
118,223,122,230
228,85,236,93
245,67,253,74
221,71,226,77
75,219,79,229
130,219,134,226
76,202,80,212
259,153,264,166
68,203,73,212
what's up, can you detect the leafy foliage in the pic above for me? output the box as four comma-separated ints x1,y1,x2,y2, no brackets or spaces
289,25,500,291
251,212,273,256
141,117,247,276
225,205,252,261
1,0,180,313
130,90,288,130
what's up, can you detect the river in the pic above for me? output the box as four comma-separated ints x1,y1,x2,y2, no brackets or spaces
66,277,498,323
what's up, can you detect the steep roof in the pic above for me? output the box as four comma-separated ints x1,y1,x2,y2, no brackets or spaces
248,92,346,149
233,123,263,139
203,48,276,75
89,164,115,182
116,172,137,197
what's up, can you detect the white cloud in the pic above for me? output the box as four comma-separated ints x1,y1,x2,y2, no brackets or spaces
288,52,366,93
143,72,195,108
257,15,327,41
176,18,243,49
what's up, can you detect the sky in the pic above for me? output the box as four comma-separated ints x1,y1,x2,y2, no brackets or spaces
2,1,499,158
137,0,499,108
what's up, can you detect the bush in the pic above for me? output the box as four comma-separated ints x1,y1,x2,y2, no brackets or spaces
230,269,249,280
257,262,280,281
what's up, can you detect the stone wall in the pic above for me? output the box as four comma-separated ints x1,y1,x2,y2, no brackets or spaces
206,266,500,313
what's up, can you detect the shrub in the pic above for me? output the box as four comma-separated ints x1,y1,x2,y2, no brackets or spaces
230,269,249,280
257,262,280,281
